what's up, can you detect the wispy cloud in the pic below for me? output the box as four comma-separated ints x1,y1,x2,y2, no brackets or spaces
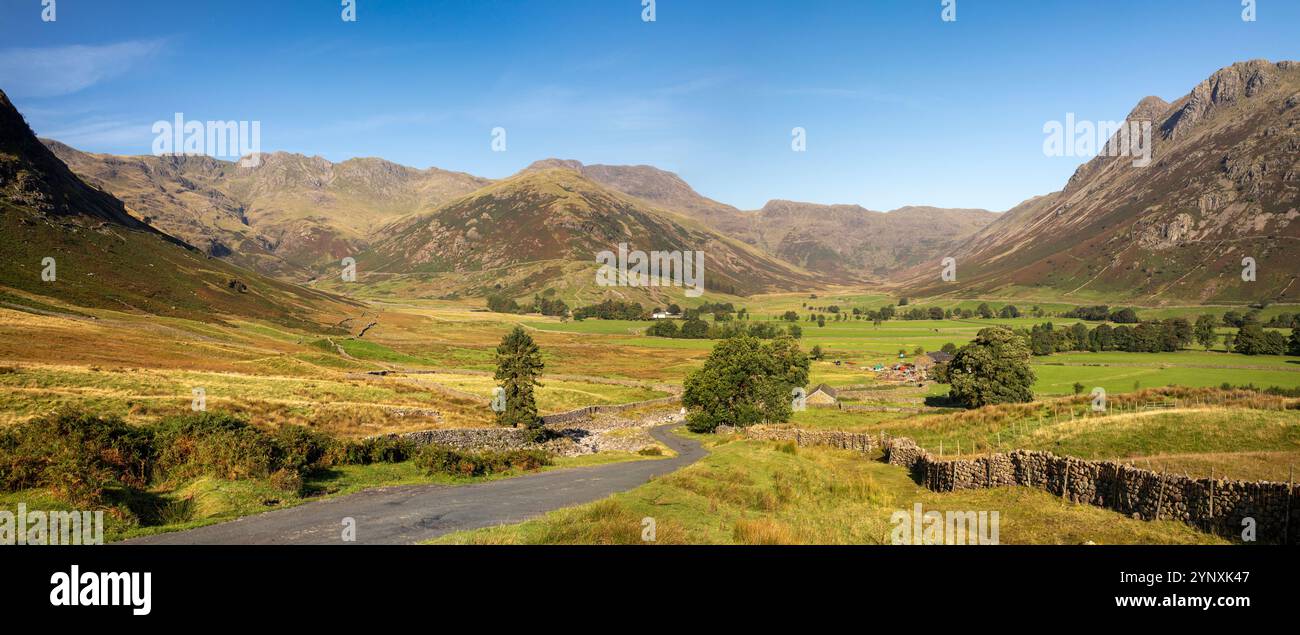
41,118,153,150
0,39,166,98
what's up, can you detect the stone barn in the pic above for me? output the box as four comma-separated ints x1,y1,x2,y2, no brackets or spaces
806,383,839,405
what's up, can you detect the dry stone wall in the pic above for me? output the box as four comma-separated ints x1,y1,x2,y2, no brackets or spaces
883,437,1297,544
728,427,1296,543
382,396,682,457
730,426,880,453
539,396,680,425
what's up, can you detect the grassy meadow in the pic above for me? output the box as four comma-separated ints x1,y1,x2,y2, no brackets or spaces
433,433,1222,545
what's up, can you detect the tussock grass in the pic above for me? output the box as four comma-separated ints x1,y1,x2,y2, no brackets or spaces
434,434,1221,545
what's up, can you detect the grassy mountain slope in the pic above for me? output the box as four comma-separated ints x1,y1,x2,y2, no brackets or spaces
0,90,359,327
903,60,1300,303
363,167,819,297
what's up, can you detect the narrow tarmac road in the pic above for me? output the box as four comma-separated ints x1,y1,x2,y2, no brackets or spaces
124,423,704,545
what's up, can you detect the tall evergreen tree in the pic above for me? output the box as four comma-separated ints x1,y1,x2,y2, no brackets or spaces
493,326,545,431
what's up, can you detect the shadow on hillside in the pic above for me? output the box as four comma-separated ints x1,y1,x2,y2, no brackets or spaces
923,395,961,408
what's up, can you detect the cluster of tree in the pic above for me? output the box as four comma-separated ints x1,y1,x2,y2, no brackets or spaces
647,318,800,341
836,303,1044,324
1022,316,1298,357
939,328,1036,408
1025,319,1193,355
531,294,569,317
571,299,647,321
1060,305,1140,323
1202,312,1297,356
682,335,810,432
1231,323,1297,356
485,292,570,317
1263,313,1300,329
486,294,526,314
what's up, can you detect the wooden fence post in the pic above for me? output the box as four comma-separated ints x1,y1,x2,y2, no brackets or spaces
1155,469,1167,521
1062,460,1071,501
1209,468,1215,534
1286,465,1294,546
1112,464,1122,510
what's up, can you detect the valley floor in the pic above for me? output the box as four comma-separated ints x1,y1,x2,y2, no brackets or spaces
2,288,1297,545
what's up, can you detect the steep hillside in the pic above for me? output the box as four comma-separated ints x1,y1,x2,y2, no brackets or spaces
363,167,819,297
47,144,490,277
903,60,1300,303
0,90,359,327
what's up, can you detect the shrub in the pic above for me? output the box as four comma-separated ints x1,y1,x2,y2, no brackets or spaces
269,468,304,495
0,410,153,506
358,436,416,464
637,446,664,456
151,412,279,482
273,425,338,472
413,445,552,477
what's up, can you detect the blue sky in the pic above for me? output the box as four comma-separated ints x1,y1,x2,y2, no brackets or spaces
1,0,1296,212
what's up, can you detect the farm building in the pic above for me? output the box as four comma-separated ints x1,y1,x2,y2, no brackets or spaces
806,383,839,405
926,351,954,364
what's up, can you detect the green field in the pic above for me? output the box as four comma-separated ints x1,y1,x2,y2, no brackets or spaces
530,311,1300,398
